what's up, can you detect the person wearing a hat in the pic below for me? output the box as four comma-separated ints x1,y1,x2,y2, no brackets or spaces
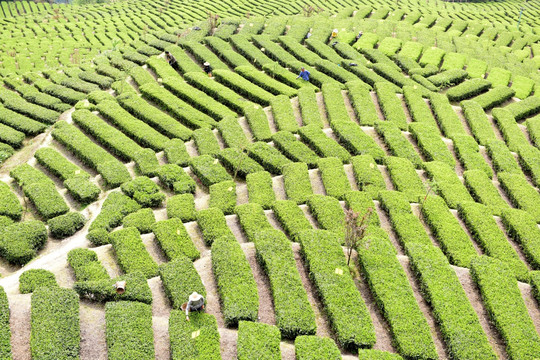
297,67,310,81
183,292,205,321
203,61,213,76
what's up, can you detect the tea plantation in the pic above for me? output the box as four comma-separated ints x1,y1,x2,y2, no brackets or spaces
0,0,540,358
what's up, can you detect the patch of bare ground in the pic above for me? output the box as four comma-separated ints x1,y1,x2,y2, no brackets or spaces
449,209,484,255
494,216,532,271
8,294,31,360
397,256,449,360
299,204,318,229
241,243,276,325
378,164,395,191
226,214,248,243
290,96,303,127
142,233,168,265
344,164,359,191
370,91,385,121
315,92,329,128
94,244,122,279
264,106,278,133
219,328,238,359
452,266,508,359
518,282,540,336
152,316,170,360
411,203,443,249
280,341,296,360
308,168,326,195
79,302,107,360
342,90,358,123
363,126,391,156
148,277,170,318
443,138,464,176
184,221,208,256
193,254,224,327
271,175,287,200
452,105,474,137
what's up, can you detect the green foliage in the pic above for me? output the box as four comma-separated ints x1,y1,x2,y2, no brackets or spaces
356,230,437,359
209,181,237,215
152,218,199,261
193,128,220,157
451,134,492,178
492,108,527,152
505,96,540,121
463,170,509,216
498,172,540,223
74,272,152,304
409,122,455,168
350,155,386,199
383,156,425,202
0,220,47,265
48,212,86,239
237,321,281,360
486,140,522,175
321,83,352,124
218,148,265,179
157,164,196,194
403,86,437,127
428,92,466,138
213,69,274,106
446,78,491,102
0,286,11,359
216,116,249,149
159,256,206,310
272,131,319,168
236,66,297,97
298,124,350,163
122,208,155,234
190,155,232,187
167,194,196,223
109,227,158,279
406,243,496,360
374,82,408,131
317,157,351,200
346,81,379,126
297,87,323,128
133,148,160,177
471,256,540,359
196,207,233,246
330,121,385,162
458,201,528,281
502,208,540,270
211,235,259,326
307,194,345,239
246,171,275,209
281,162,313,204
247,141,292,174
294,336,341,360
105,301,155,360
518,145,540,187
470,86,515,110
271,200,312,241
253,230,316,338
374,121,422,167
169,311,221,360
19,269,57,294
427,69,468,87
235,203,273,242
358,349,404,359
121,176,165,208
67,248,109,282
0,180,22,221
298,230,376,349
423,161,474,209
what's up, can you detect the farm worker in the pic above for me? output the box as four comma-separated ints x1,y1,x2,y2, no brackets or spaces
356,31,363,40
183,292,205,321
203,61,213,77
331,28,338,38
166,52,176,66
297,67,310,81
306,31,312,39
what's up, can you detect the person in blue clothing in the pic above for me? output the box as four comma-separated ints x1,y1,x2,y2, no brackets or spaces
297,67,310,81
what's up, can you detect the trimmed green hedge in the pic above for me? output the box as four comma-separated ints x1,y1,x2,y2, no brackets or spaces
460,100,497,146
237,321,281,360
518,145,540,188
344,191,380,226
19,269,57,294
356,229,437,359
317,157,351,200
423,161,474,209
307,194,345,239
463,170,509,216
272,131,319,168
374,82,408,131
469,86,515,110
109,227,158,279
67,248,109,282
485,140,522,175
236,66,297,97
48,212,86,239
246,171,275,209
374,121,422,168
159,256,206,310
216,116,249,149
121,176,165,208
351,155,386,199
0,220,47,265
498,172,540,223
282,162,313,204
346,81,380,126
105,301,155,360
31,287,80,360
169,311,221,360
470,256,540,359
502,208,540,270
427,69,468,87
213,69,274,106
298,230,376,350
34,147,89,180
211,235,258,326
0,180,22,221
0,104,47,136
492,108,527,153
358,349,404,359
74,272,152,304
429,92,466,138
298,124,350,163
157,164,196,195
420,195,478,268
383,156,425,202
235,203,273,242
0,285,11,359
122,208,155,234
403,86,437,127
406,243,496,360
209,181,237,215
321,82,351,124
451,134,493,178
409,122,456,168
152,218,199,261
247,141,292,175
295,335,341,360
167,194,196,222
196,207,233,246
218,148,265,179
446,78,491,102
505,96,540,121
193,128,220,157
271,200,312,241
330,121,385,162
458,202,528,281
190,155,232,187
297,87,323,128
253,229,316,338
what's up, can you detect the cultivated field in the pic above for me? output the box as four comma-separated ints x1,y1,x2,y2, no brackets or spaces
1,0,540,359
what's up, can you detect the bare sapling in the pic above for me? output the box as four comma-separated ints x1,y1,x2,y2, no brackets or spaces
344,207,374,266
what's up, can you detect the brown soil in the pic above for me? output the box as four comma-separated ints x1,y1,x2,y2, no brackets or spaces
79,302,107,360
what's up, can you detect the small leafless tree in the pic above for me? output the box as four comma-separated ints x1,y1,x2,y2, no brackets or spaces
344,207,374,266
208,12,220,33
421,180,438,207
